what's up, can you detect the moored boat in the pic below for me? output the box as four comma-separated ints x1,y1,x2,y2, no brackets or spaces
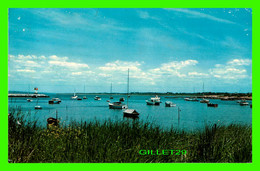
207,103,218,107
71,93,78,100
123,69,139,118
119,97,125,102
94,96,101,100
187,98,199,102
146,95,161,105
123,109,139,118
200,99,210,103
109,101,127,109
239,100,249,106
165,101,176,107
35,105,42,109
48,98,61,104
27,99,33,102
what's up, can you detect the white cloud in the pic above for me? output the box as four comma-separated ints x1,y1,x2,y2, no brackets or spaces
98,73,111,77
49,55,68,61
71,72,82,75
160,60,198,70
48,60,89,68
99,60,141,72
17,69,35,73
209,59,250,80
227,59,252,66
149,60,198,78
188,72,209,76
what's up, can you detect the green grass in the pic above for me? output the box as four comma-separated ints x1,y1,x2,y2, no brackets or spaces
8,108,252,163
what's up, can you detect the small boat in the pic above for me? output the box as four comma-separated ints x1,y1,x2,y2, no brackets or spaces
94,96,101,100
200,99,209,103
146,95,161,105
83,96,87,99
165,101,176,107
27,99,33,102
184,97,190,101
123,69,139,118
35,99,42,109
48,98,61,104
35,105,42,109
207,103,218,107
109,101,127,109
119,97,125,102
239,100,249,106
123,109,139,118
186,98,199,102
250,104,252,108
109,83,113,99
107,100,110,102
71,92,78,100
77,97,82,100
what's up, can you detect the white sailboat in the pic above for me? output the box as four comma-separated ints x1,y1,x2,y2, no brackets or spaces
71,89,78,100
83,85,87,99
110,83,113,99
123,69,139,117
200,82,210,103
35,98,42,109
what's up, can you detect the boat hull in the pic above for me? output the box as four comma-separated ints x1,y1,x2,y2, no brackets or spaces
207,103,218,107
48,101,60,104
109,103,127,109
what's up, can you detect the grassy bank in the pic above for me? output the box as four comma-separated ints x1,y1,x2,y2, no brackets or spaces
8,108,252,163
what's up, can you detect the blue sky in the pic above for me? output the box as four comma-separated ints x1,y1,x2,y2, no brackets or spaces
8,8,252,93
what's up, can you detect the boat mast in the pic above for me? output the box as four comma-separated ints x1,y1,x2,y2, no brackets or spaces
110,83,112,94
203,82,204,97
127,68,129,107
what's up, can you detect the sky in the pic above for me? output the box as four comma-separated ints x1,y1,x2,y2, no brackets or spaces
8,8,252,93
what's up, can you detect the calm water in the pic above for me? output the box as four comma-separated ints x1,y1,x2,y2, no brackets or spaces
8,94,252,131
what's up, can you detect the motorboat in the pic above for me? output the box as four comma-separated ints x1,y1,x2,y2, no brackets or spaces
94,96,101,100
109,101,127,109
165,101,176,107
146,95,161,105
48,98,61,104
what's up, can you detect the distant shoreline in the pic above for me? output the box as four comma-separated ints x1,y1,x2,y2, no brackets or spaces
8,92,252,100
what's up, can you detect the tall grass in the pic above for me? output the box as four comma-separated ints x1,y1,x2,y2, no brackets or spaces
8,108,252,163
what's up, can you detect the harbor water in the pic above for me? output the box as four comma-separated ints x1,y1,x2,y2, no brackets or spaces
8,94,252,131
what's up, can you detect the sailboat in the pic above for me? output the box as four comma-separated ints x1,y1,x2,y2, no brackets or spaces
110,83,113,99
83,85,87,99
108,84,127,109
200,82,210,103
35,98,42,109
71,89,78,100
123,69,139,118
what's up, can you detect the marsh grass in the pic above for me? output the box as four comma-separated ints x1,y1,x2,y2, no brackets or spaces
8,108,252,163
